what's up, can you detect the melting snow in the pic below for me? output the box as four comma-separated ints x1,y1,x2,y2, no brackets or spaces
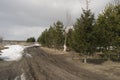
26,53,32,58
0,45,25,61
21,73,26,80
14,73,26,80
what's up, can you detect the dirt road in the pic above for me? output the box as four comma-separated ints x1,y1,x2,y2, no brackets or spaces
0,47,119,80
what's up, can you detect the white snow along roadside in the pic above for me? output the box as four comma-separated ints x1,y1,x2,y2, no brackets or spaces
0,45,25,61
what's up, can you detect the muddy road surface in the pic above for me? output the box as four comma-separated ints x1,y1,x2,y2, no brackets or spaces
0,47,118,80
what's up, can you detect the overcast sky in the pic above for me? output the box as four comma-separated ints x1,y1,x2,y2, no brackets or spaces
0,0,112,40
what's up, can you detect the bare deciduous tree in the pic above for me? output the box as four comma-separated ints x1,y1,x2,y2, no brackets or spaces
63,10,72,52
86,0,91,10
113,0,120,5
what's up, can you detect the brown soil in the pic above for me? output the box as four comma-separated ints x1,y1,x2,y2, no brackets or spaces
0,47,119,80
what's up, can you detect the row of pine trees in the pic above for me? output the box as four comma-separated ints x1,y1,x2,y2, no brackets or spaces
37,3,120,59
37,21,64,49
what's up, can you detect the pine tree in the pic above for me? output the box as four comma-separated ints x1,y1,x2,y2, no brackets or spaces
37,21,64,49
73,9,95,55
37,29,48,46
95,4,120,51
94,4,120,60
66,28,74,50
53,21,64,49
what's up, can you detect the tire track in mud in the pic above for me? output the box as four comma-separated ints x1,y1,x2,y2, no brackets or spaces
0,47,119,80
24,48,80,80
22,47,116,80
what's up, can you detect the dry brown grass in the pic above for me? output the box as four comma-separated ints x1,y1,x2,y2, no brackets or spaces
40,47,69,55
41,47,120,80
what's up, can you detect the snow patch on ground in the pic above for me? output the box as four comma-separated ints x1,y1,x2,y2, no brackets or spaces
0,45,25,61
14,73,26,80
0,43,40,61
26,53,32,58
21,73,26,80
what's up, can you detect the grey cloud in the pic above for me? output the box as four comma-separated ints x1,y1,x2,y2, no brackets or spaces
0,0,112,40
0,0,78,27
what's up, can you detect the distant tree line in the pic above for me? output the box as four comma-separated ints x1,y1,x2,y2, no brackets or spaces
0,37,3,43
37,3,120,60
26,37,36,42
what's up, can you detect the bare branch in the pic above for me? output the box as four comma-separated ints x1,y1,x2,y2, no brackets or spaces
86,0,91,10
113,0,120,5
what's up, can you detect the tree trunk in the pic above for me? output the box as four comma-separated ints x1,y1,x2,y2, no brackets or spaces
63,44,67,52
83,56,87,63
